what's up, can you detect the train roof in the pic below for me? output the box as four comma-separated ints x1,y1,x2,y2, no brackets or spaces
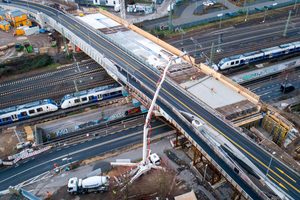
225,55,244,61
0,99,50,115
279,43,294,48
64,83,120,99
292,41,300,46
243,50,263,57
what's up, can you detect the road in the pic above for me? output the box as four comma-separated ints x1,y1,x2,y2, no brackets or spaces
4,1,300,199
246,75,300,102
0,119,173,190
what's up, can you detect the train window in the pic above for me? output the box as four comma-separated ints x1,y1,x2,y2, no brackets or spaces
240,60,244,63
21,111,27,116
290,49,293,51
89,96,94,100
3,117,10,121
97,94,103,99
117,90,122,94
250,59,253,62
37,108,43,112
29,110,35,114
235,61,239,64
231,62,234,65
266,55,269,58
297,47,300,50
259,56,262,59
111,92,117,95
104,93,109,97
74,99,80,103
278,51,281,54
81,97,87,101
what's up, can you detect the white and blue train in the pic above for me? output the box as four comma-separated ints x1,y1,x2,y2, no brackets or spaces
218,41,300,70
0,84,125,126
0,99,58,125
60,84,124,109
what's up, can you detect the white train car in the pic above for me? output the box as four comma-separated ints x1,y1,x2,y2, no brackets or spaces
0,99,58,125
61,84,124,109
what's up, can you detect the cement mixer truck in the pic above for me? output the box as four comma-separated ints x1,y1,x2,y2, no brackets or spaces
67,176,110,194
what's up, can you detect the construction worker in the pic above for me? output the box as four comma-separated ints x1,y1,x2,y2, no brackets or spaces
113,190,116,195
47,191,50,197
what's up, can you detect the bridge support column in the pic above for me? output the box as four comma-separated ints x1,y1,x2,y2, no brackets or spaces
37,13,47,29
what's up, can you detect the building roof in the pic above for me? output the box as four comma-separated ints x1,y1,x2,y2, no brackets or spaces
0,9,9,16
10,10,26,18
0,20,9,25
174,190,197,200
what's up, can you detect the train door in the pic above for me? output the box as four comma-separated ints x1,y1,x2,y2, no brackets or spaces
97,94,103,100
245,59,249,64
11,114,18,121
270,53,273,58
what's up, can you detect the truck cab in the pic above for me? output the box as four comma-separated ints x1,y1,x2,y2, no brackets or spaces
67,177,78,194
149,153,161,165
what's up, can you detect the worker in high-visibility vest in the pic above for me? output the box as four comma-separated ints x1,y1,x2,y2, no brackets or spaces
47,191,50,196
113,190,116,195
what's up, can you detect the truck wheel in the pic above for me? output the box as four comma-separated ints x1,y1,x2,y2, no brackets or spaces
74,192,77,195
94,191,98,194
82,191,85,194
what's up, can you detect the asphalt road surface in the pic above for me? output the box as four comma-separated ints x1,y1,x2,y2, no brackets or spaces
3,1,300,199
0,119,173,190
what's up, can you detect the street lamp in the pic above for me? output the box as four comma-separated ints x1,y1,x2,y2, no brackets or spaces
217,13,223,28
264,151,276,182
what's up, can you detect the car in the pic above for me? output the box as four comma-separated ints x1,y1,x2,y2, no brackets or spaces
280,83,295,93
157,0,163,4
203,1,214,6
226,12,233,16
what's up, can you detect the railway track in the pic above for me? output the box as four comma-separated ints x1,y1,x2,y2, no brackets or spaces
0,60,97,89
0,78,116,108
0,68,106,97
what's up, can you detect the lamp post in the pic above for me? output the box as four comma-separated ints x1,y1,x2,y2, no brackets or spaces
262,8,268,23
264,152,276,181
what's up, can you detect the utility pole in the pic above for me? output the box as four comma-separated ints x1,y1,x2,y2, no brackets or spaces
169,2,173,33
219,9,223,28
245,7,249,21
209,42,214,68
120,0,126,21
191,37,202,57
61,28,69,56
262,8,268,23
283,11,292,36
73,76,82,106
282,75,289,95
243,0,247,12
294,0,298,10
217,34,223,53
179,28,185,45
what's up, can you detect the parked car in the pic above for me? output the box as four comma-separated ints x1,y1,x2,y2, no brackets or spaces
203,1,214,6
157,0,163,4
226,12,233,16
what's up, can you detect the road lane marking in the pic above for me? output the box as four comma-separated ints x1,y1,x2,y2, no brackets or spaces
17,2,56,15
268,174,288,190
276,167,296,183
250,86,260,91
68,26,73,30
0,124,167,184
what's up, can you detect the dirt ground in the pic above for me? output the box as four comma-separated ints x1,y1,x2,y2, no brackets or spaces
0,127,28,159
47,162,191,200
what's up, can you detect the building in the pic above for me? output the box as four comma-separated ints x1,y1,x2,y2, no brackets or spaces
74,0,120,7
5,9,29,27
0,20,11,31
0,9,9,20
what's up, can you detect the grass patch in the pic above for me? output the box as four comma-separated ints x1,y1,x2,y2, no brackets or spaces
0,55,54,77
228,0,260,7
132,158,143,163
70,162,80,170
66,109,84,117
135,0,154,4
47,63,61,69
